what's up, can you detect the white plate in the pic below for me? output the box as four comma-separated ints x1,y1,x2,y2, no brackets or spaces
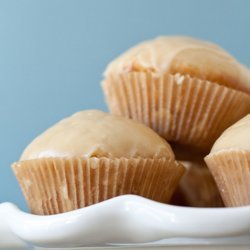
0,195,250,249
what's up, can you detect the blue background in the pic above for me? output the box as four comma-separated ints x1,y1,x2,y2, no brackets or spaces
0,0,250,211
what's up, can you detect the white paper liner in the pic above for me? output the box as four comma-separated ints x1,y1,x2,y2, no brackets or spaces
12,157,185,215
205,150,250,207
102,73,250,151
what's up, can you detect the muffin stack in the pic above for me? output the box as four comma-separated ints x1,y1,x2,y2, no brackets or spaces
12,36,250,215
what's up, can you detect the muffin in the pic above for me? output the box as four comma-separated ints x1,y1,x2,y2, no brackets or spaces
171,160,224,207
102,36,250,152
12,110,185,215
205,115,250,207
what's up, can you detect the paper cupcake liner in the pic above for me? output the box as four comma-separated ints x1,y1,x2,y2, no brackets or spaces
171,160,224,207
205,150,250,207
12,157,185,215
102,73,250,151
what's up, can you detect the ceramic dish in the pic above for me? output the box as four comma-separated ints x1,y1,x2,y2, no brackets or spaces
0,195,250,249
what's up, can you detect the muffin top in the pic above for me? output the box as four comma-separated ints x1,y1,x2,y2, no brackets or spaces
210,115,250,154
20,110,174,161
104,36,250,93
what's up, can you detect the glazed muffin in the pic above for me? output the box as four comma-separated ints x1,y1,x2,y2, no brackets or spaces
205,115,250,207
171,160,224,207
102,36,250,152
12,110,185,215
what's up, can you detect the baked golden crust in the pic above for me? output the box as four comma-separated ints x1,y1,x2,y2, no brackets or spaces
104,36,250,94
